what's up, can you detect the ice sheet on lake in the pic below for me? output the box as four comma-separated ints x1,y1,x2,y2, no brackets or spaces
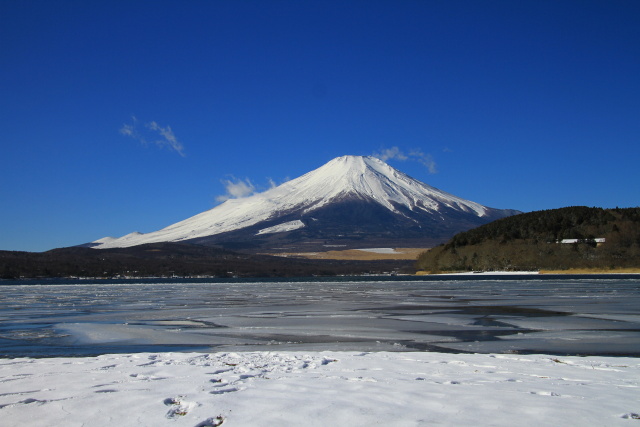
1,277,640,357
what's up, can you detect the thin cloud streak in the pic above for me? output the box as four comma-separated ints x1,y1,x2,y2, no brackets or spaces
410,149,438,174
372,146,408,162
372,146,438,174
120,116,185,157
146,121,185,157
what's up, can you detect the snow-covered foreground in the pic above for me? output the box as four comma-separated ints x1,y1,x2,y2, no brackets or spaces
1,351,638,426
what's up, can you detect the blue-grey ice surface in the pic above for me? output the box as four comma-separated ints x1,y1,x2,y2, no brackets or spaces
1,276,639,357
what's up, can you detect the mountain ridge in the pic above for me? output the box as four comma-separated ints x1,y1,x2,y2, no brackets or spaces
90,155,520,251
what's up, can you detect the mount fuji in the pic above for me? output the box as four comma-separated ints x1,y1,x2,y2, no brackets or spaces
90,155,520,252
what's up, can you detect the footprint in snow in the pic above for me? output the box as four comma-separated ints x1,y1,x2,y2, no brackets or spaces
195,416,225,427
130,373,167,381
0,398,48,409
621,413,640,419
530,391,561,397
209,369,233,375
97,364,118,370
209,387,241,395
164,396,197,418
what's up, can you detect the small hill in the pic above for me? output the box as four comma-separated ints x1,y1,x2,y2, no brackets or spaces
416,206,640,273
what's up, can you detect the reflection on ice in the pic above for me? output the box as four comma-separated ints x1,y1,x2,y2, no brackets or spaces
1,276,639,357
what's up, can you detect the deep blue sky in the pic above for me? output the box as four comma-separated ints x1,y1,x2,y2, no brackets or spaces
2,0,639,252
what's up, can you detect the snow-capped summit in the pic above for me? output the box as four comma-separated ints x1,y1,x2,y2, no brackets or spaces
292,155,489,215
91,155,519,251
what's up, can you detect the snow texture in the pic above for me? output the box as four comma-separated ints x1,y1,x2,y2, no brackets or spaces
1,351,638,426
92,156,492,249
256,220,305,235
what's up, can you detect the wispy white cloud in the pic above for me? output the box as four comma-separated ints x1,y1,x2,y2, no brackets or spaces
215,177,256,203
119,116,185,157
372,146,408,162
146,121,185,157
119,123,135,137
119,116,141,139
409,149,438,174
372,146,438,174
215,176,288,204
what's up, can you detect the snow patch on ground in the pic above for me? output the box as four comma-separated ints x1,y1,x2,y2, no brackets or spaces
434,271,541,275
355,248,398,254
256,220,305,235
1,351,638,426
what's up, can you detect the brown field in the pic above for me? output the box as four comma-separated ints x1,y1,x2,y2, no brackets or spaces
267,248,429,261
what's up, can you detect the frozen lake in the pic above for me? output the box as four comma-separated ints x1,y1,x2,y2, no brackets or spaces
1,275,639,357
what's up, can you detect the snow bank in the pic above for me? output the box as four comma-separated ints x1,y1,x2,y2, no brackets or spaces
1,351,638,426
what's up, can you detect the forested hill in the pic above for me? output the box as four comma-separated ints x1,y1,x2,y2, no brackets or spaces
416,206,640,273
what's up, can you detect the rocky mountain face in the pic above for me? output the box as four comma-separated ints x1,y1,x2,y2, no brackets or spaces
90,156,520,252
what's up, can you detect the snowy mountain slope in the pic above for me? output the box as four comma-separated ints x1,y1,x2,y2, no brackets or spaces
91,155,519,250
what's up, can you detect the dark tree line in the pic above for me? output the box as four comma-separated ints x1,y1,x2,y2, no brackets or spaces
1,242,413,279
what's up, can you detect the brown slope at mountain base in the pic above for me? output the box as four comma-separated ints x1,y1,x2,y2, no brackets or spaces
266,248,429,261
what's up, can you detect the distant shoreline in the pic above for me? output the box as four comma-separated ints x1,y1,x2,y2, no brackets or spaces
539,268,640,274
417,268,640,275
